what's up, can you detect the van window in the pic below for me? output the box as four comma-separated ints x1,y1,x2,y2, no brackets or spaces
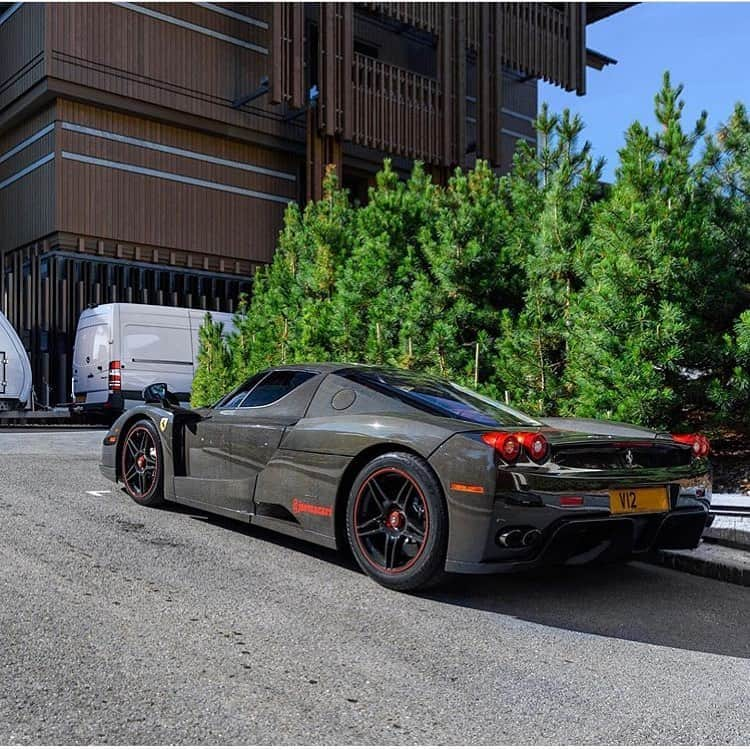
124,325,192,365
75,324,110,364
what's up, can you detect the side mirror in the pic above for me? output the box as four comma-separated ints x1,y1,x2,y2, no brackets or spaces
143,382,179,407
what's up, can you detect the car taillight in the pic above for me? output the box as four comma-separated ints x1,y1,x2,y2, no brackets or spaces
672,433,710,458
482,431,549,464
516,432,549,463
482,432,521,462
108,360,121,392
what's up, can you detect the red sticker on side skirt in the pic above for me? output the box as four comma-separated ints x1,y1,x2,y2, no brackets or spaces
292,498,333,517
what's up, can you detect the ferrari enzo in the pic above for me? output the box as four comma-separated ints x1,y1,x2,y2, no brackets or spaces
99,364,712,591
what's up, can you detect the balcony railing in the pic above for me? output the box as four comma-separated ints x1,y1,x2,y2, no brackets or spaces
498,3,583,93
364,2,441,34
352,53,442,164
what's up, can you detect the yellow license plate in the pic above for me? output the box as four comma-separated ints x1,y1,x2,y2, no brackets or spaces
75,394,86,403
609,487,669,514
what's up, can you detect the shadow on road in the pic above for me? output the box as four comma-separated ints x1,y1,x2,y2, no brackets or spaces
427,563,750,659
161,500,750,659
161,501,360,571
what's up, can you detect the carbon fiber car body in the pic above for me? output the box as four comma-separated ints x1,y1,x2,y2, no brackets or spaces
100,364,711,572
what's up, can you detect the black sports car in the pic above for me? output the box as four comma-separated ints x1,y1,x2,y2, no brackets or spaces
99,364,712,591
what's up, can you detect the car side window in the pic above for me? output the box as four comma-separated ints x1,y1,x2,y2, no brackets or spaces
239,370,316,408
216,373,266,409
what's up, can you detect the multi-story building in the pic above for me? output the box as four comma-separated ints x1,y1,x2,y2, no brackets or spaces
0,2,629,404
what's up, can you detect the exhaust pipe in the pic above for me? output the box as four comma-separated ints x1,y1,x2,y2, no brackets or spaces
497,529,524,548
522,529,542,547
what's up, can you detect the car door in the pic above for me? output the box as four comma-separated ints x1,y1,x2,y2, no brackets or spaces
177,374,266,515
228,370,321,489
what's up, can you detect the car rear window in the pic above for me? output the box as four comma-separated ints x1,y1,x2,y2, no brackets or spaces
340,368,540,428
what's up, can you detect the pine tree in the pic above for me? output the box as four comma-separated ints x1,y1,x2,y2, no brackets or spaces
329,160,438,367
705,103,750,284
492,106,604,414
230,166,354,382
708,310,750,426
703,104,750,425
567,72,728,427
191,312,233,407
190,75,749,433
419,160,520,386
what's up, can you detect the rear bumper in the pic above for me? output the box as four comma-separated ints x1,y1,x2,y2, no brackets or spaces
70,392,124,418
443,455,712,574
446,508,708,574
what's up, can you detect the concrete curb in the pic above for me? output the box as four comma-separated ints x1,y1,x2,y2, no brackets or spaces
652,497,750,586
703,516,750,552
655,542,750,587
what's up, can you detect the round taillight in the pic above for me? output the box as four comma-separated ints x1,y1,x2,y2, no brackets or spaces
499,434,521,462
672,433,710,458
699,435,710,457
482,432,521,463
527,433,549,462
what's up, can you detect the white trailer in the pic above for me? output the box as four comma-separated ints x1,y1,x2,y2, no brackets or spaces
71,303,236,419
0,311,72,423
0,310,33,412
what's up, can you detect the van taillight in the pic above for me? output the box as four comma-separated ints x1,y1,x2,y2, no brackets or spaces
108,360,121,391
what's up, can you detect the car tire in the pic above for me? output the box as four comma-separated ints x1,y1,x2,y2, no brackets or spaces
346,452,448,592
120,419,165,507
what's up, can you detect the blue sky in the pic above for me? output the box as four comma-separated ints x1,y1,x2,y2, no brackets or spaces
540,2,750,180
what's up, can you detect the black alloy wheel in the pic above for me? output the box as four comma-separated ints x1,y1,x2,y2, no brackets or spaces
120,419,164,507
346,452,448,591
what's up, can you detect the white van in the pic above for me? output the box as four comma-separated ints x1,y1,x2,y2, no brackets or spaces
0,310,33,411
72,303,235,419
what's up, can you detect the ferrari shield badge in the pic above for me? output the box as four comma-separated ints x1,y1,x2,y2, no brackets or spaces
159,417,168,432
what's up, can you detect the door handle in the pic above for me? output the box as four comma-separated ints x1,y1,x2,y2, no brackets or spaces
87,373,94,379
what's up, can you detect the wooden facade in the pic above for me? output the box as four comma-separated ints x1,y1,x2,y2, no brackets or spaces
0,1,629,404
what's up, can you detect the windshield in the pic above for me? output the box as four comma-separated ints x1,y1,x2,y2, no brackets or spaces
340,368,540,428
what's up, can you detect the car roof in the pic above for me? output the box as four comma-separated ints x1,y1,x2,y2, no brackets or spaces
266,363,416,377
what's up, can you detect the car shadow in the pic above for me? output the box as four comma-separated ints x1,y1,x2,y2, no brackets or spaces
161,502,749,659
426,562,750,659
160,501,360,572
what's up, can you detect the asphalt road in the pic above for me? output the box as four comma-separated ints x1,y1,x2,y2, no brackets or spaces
1,428,749,744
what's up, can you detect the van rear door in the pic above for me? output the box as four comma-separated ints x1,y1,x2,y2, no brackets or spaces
72,319,111,405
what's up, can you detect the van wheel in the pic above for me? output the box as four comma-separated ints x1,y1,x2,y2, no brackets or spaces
120,420,164,507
